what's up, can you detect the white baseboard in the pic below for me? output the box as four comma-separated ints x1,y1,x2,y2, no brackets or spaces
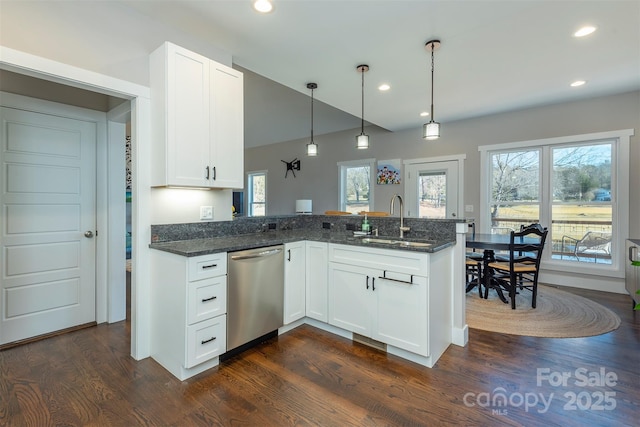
540,270,626,294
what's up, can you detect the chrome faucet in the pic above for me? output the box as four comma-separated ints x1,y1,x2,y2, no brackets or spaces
390,194,410,238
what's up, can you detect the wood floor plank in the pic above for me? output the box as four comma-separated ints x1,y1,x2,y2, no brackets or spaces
0,284,637,426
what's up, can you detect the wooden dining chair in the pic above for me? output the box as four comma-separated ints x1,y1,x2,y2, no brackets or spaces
486,224,548,309
465,258,484,297
465,222,484,296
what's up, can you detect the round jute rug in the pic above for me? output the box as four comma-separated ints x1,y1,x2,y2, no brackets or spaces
466,285,621,338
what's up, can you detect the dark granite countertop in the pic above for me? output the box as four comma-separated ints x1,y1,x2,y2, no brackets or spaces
149,229,455,257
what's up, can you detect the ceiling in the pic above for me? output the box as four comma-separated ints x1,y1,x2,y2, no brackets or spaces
117,0,639,148
4,1,637,149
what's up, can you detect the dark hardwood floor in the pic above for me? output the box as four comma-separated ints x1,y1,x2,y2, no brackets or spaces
1,281,638,426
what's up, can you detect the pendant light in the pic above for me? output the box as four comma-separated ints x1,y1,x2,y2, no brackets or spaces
356,64,369,149
306,83,318,156
423,39,441,140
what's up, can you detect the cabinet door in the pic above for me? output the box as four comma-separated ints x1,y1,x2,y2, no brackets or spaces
328,262,374,336
284,242,306,324
166,44,211,187
306,241,328,322
374,274,429,356
209,63,244,188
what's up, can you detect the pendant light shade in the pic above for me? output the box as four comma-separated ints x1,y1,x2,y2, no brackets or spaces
306,82,318,156
356,64,369,150
423,40,441,140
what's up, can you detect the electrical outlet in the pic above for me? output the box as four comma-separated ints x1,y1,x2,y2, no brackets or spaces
200,206,213,220
268,223,277,230
465,205,474,213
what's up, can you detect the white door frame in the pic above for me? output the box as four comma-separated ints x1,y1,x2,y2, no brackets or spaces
0,46,152,360
403,154,466,219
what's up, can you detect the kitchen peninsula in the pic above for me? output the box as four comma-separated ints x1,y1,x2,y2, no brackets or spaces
150,215,469,380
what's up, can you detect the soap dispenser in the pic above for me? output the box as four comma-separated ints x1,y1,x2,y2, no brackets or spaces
362,214,370,233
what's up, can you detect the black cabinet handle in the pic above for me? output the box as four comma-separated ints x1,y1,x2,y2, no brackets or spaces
287,249,291,261
201,296,217,302
201,337,216,345
202,264,217,270
366,275,369,289
205,166,210,180
372,277,376,291
212,166,217,180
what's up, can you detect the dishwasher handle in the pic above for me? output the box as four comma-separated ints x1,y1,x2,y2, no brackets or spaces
230,248,282,261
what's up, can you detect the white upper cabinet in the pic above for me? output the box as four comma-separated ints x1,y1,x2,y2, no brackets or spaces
150,42,244,188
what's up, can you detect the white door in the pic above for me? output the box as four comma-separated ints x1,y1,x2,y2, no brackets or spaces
0,106,96,345
405,160,460,219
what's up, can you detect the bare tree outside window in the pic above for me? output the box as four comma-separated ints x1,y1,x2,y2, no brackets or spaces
345,166,370,213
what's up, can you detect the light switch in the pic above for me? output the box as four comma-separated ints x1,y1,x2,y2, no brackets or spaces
200,206,213,220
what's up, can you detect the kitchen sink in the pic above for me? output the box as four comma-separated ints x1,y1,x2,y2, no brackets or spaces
360,238,399,245
358,236,434,248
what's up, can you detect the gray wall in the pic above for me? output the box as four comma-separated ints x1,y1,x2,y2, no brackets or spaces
245,90,640,237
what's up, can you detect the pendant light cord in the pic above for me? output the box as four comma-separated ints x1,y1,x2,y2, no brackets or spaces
361,69,365,133
310,88,314,142
430,43,435,120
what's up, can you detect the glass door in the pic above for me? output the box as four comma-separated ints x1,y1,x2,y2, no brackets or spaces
405,160,459,219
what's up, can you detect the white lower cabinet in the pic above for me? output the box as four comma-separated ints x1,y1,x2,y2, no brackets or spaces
284,241,306,324
328,244,431,357
305,241,328,322
150,250,227,380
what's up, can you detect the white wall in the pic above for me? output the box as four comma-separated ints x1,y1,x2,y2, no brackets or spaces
245,90,640,237
150,188,233,224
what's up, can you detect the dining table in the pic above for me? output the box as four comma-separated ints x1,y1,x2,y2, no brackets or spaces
465,233,515,303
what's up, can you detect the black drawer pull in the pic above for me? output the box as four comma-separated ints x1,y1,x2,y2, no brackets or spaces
201,296,217,302
201,337,217,345
372,277,376,291
202,264,217,269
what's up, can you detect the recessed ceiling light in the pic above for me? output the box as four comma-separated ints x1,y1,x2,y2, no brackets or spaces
253,0,273,13
570,80,586,87
378,84,390,91
574,26,596,37
420,112,429,117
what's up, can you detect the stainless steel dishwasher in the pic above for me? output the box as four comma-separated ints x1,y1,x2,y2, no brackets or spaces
226,245,284,353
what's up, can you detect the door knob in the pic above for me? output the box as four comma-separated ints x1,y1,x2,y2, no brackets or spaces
84,231,94,238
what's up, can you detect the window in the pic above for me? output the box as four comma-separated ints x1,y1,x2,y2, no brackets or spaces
480,130,632,278
489,149,540,231
338,159,375,213
247,171,266,217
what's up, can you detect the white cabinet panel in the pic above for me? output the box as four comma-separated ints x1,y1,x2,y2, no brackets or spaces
210,64,244,188
188,253,227,282
284,242,306,324
187,276,227,325
328,262,374,336
186,315,226,368
305,241,328,322
375,274,429,356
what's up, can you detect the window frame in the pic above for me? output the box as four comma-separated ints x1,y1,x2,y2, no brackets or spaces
337,158,376,213
479,129,632,279
247,170,267,217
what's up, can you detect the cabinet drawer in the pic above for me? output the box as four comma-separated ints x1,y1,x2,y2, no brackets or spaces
187,276,227,325
188,253,227,281
186,315,226,368
329,244,428,276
